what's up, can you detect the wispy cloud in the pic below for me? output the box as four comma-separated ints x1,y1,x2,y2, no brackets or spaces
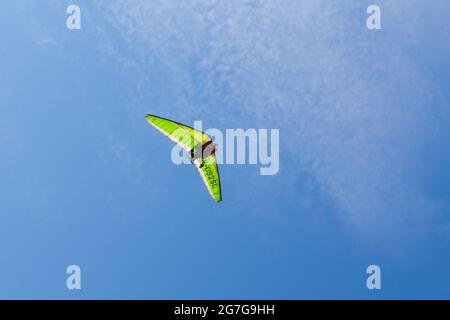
90,0,450,237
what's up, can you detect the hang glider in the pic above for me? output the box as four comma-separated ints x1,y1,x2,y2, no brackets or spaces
145,114,222,202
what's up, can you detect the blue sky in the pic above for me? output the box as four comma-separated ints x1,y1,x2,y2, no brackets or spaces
1,1,450,299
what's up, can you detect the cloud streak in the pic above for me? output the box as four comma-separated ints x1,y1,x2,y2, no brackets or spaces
91,0,450,237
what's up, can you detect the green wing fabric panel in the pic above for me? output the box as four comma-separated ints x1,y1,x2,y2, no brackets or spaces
194,154,222,202
146,114,210,150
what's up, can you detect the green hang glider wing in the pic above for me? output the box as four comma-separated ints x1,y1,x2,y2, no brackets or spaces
145,114,210,151
145,114,222,202
193,155,222,202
